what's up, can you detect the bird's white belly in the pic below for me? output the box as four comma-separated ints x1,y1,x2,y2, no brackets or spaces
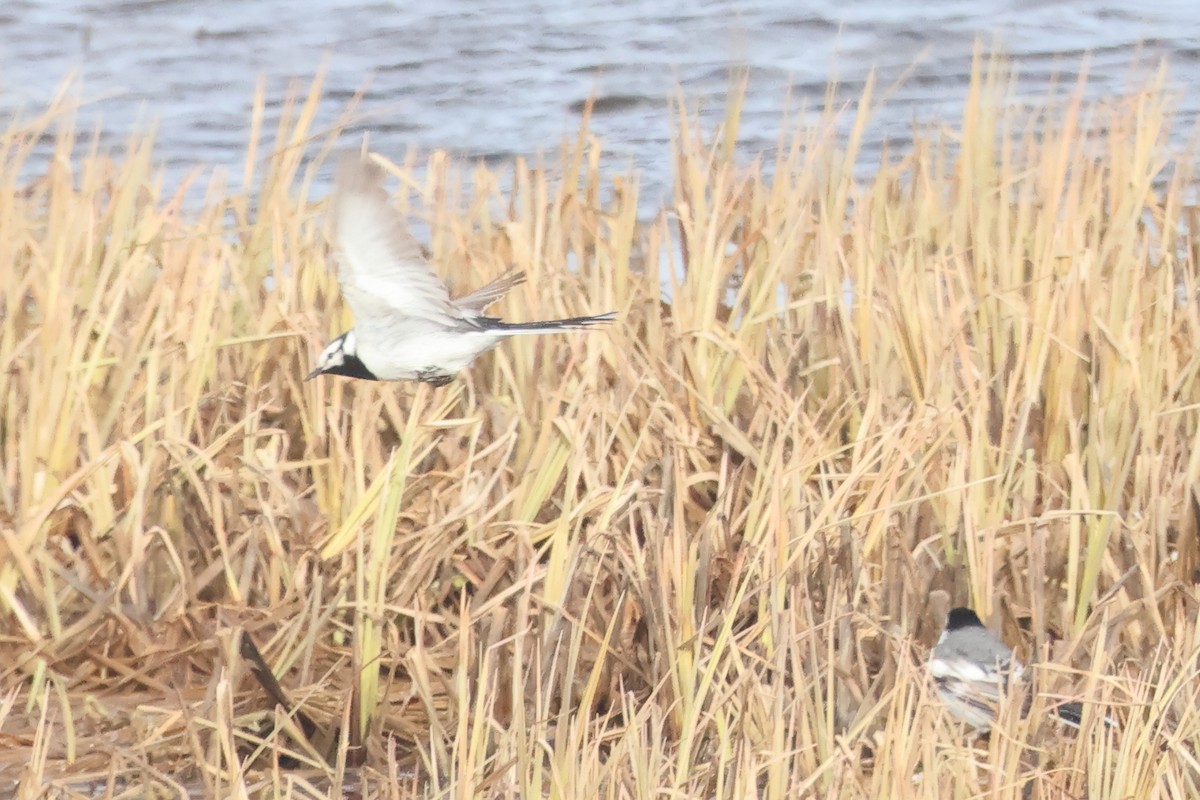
360,328,501,381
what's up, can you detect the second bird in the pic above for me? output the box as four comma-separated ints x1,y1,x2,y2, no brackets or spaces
929,607,1111,732
307,153,615,385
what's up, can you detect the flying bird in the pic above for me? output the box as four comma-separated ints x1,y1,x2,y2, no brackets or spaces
307,153,615,385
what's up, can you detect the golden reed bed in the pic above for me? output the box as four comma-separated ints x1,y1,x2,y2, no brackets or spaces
2,54,1199,798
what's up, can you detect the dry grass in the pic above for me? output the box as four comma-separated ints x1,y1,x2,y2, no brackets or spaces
3,51,1200,798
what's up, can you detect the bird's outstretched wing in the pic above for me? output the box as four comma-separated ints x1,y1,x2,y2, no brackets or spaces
454,269,527,316
332,153,461,331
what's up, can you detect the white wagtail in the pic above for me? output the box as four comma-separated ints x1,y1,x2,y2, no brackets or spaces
306,153,616,385
929,607,1106,732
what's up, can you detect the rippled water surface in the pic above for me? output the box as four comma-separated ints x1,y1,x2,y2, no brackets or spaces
1,1,1198,198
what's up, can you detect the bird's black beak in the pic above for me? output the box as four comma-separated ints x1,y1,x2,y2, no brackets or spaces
304,367,322,381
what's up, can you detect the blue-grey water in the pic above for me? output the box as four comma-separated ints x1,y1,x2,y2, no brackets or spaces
0,1,1198,202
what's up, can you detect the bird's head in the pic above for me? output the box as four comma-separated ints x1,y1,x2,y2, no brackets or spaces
306,330,378,381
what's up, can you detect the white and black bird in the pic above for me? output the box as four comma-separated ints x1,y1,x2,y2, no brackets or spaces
929,607,1108,732
307,153,615,385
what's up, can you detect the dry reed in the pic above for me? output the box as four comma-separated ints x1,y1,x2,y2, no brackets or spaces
1,50,1199,799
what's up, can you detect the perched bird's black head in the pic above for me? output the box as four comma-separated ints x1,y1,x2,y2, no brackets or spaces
945,607,984,631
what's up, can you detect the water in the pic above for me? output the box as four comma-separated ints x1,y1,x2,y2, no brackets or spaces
0,1,1198,203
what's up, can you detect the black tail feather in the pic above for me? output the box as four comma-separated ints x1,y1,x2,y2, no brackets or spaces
1051,700,1117,730
475,311,616,333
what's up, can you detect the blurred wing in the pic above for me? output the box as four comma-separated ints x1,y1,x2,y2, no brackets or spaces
455,269,526,316
332,153,460,331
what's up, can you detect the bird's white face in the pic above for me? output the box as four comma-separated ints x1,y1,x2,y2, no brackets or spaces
306,331,357,380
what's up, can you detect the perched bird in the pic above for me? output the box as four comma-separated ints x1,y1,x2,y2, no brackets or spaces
929,607,1110,732
307,153,615,385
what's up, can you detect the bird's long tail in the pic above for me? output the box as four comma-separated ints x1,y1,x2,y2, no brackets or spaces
1050,700,1118,730
475,311,617,334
